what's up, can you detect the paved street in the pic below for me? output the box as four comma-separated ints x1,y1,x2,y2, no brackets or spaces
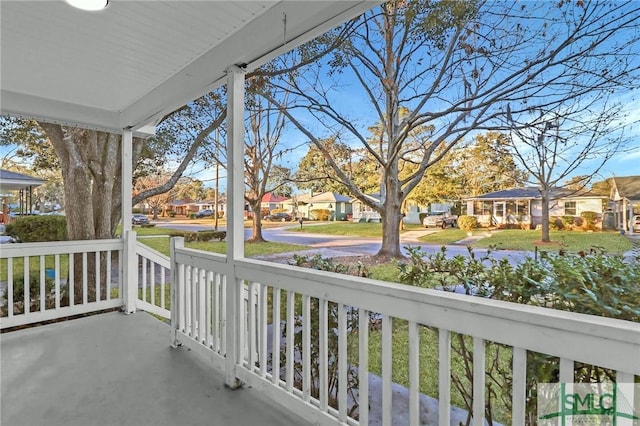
153,222,533,264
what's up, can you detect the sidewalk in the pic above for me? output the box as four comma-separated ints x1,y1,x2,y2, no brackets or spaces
624,233,640,259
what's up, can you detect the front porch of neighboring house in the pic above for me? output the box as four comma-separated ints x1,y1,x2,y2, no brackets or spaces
351,194,382,222
2,235,638,426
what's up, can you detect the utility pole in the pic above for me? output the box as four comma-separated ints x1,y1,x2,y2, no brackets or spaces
214,128,220,231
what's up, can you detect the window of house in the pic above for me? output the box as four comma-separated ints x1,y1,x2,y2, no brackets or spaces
564,201,577,216
516,200,529,215
506,201,516,216
473,201,482,215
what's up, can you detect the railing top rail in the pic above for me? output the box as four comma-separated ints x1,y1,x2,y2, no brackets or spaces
135,241,170,268
1,239,124,257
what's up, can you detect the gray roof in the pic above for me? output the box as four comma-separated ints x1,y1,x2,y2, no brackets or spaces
611,176,640,201
292,191,352,204
0,169,46,192
467,187,607,201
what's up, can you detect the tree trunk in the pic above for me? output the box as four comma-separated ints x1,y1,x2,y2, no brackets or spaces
540,188,551,243
249,200,265,242
38,124,125,303
377,170,404,258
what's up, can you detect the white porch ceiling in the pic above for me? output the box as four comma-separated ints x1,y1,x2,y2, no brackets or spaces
1,0,378,132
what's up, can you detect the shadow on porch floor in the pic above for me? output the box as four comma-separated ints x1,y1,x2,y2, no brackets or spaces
1,311,309,426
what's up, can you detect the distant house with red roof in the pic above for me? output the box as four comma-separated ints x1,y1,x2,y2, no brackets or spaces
261,193,288,212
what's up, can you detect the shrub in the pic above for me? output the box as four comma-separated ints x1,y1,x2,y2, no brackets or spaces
132,208,143,214
397,246,640,424
168,211,176,218
310,209,330,221
169,230,226,242
188,212,196,219
549,217,563,230
418,212,429,224
456,215,478,231
581,211,598,231
561,215,574,228
8,275,55,304
270,208,288,215
7,215,67,242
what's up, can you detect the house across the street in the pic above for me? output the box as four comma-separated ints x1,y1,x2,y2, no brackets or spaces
465,187,608,229
287,191,353,221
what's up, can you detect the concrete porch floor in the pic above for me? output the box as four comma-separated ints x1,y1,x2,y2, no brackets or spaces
1,311,310,426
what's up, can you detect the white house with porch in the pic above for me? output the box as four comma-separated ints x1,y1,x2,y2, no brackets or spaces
1,2,638,426
465,187,608,229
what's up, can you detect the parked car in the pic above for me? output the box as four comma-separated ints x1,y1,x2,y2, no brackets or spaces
633,215,640,232
423,210,458,229
264,212,292,222
195,209,213,218
131,214,150,225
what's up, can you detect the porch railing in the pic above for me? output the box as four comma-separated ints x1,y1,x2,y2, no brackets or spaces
0,239,124,329
134,241,171,319
169,237,639,426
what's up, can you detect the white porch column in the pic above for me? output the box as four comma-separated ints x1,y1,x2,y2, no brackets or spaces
121,130,133,233
622,199,628,231
227,65,246,260
121,130,137,313
225,65,245,389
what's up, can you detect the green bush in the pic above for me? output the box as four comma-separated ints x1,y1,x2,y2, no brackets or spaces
7,215,67,242
549,216,563,230
456,215,478,231
561,215,574,228
8,275,55,303
581,211,598,231
398,246,640,423
169,230,226,242
168,211,176,218
310,209,330,221
418,212,429,224
132,208,143,214
188,212,196,219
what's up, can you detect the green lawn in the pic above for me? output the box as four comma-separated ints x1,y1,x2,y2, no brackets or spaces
473,230,631,254
416,229,632,254
417,228,469,245
139,237,309,258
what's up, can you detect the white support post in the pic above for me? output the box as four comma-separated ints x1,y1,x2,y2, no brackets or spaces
121,130,135,314
224,65,245,389
170,237,184,348
122,229,137,314
121,130,133,234
226,65,246,261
